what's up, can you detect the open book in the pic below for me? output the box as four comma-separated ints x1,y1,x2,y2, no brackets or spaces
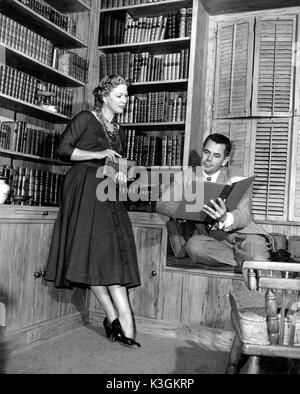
156,176,255,221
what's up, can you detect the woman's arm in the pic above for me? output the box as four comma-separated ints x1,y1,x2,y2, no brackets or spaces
57,112,121,162
70,148,121,161
57,112,87,161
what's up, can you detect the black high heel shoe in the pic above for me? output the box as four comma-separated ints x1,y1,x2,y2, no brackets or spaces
103,317,112,339
111,318,141,348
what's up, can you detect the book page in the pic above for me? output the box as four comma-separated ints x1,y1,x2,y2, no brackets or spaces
156,175,255,221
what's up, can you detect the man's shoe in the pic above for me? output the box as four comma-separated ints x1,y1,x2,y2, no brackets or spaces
167,220,187,258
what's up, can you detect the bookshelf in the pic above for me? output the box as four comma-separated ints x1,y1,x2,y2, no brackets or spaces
99,0,193,171
100,0,192,15
44,0,91,13
1,43,86,87
0,147,69,166
0,0,88,49
0,0,91,208
99,37,191,53
0,93,71,122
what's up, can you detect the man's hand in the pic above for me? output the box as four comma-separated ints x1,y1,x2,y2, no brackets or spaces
202,197,227,222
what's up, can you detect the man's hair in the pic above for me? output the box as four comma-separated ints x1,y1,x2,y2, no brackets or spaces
203,133,232,157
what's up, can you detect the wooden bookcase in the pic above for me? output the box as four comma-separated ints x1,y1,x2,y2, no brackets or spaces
0,0,91,208
98,0,196,170
0,0,101,354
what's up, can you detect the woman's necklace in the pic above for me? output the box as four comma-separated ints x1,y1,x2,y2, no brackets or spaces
94,109,120,150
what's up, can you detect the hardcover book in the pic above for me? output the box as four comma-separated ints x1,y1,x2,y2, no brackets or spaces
103,157,136,179
156,175,255,221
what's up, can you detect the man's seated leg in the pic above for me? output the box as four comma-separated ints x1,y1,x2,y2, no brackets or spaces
185,234,236,266
233,234,272,283
167,219,188,258
233,234,271,263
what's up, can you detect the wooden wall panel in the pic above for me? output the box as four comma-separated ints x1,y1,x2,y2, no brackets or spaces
30,224,58,325
289,117,300,221
184,0,210,165
2,224,30,332
83,0,101,110
129,226,163,320
0,222,88,333
203,20,218,137
260,223,300,238
67,0,100,114
160,270,183,322
180,274,234,330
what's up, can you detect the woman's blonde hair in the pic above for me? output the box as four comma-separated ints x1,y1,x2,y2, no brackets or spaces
93,75,129,108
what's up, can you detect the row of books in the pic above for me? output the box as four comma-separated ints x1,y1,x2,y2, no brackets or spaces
117,91,187,123
0,121,61,160
18,0,77,36
0,14,88,82
0,64,73,116
99,9,192,46
0,13,54,66
52,49,89,83
124,129,184,166
36,81,73,117
99,49,189,82
101,0,172,8
0,165,64,206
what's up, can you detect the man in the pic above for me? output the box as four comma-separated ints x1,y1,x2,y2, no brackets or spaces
165,133,273,269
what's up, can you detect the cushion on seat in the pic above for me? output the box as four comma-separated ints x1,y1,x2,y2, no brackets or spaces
230,289,270,345
167,253,243,272
230,287,300,346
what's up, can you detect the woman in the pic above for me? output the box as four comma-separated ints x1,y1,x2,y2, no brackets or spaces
45,75,141,348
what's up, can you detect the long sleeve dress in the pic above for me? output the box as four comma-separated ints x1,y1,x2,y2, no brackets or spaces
44,111,141,289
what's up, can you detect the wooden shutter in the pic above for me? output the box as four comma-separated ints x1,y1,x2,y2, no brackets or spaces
294,16,300,117
213,18,254,119
212,119,253,177
252,16,296,117
289,117,300,221
252,118,291,221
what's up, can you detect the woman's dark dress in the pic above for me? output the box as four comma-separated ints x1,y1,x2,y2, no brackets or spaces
44,111,140,289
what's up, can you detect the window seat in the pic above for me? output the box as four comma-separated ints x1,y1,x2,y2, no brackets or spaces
166,253,243,274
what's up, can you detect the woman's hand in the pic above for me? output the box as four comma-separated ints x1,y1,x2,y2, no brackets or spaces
115,171,127,184
94,149,122,162
202,198,228,222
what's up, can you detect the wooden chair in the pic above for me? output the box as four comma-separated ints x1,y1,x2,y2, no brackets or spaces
0,302,5,328
226,260,300,374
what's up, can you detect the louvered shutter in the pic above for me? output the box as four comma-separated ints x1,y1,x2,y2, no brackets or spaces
213,18,254,119
252,118,291,221
294,21,300,117
252,16,296,117
212,119,253,177
289,117,300,221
